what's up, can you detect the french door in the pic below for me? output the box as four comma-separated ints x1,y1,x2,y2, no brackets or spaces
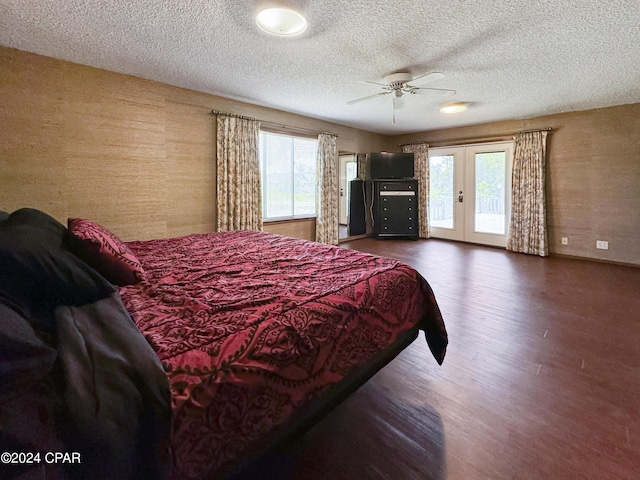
428,142,514,247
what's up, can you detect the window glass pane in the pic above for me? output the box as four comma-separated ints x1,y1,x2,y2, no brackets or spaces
260,132,317,219
474,151,506,234
429,155,455,229
346,162,357,180
293,137,316,216
261,133,293,218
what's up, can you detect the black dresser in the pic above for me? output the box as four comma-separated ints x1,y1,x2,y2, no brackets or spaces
372,179,418,238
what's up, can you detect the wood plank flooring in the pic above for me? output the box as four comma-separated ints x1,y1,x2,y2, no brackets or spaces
236,238,640,480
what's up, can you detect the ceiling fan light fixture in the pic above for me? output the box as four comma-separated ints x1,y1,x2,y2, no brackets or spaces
256,7,308,36
393,94,405,110
440,102,468,114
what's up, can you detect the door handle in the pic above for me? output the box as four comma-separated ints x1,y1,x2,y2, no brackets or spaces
458,191,463,203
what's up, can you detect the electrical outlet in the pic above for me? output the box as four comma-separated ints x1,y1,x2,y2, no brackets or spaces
561,237,568,245
596,240,609,250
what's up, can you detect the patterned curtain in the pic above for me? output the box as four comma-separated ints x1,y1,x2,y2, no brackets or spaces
507,130,549,256
356,152,367,180
402,143,430,239
216,115,262,231
315,133,339,245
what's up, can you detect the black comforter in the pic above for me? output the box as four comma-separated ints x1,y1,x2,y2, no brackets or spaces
0,208,170,479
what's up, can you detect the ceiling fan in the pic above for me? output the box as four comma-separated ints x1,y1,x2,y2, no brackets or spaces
348,71,456,123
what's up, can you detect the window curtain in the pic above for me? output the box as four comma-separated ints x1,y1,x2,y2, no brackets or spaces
315,133,339,245
402,143,430,239
216,115,262,231
507,130,549,256
356,153,367,180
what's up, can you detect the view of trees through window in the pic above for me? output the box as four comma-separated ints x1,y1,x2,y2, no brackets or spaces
475,151,506,212
474,151,506,234
429,155,454,228
259,131,317,219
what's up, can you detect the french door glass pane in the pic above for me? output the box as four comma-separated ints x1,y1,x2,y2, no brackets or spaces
429,155,455,229
344,161,358,215
474,151,506,234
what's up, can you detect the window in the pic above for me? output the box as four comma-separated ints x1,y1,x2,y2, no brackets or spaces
259,131,317,220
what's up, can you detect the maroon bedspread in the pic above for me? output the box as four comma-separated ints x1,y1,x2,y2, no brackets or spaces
119,230,446,479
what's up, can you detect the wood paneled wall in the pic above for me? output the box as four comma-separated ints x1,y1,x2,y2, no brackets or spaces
395,105,640,266
0,47,216,240
1,45,638,264
263,218,316,241
0,46,390,241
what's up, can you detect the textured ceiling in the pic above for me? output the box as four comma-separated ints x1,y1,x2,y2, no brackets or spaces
1,0,639,135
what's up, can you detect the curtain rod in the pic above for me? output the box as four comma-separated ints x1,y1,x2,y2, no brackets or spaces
210,110,257,121
399,127,552,147
210,110,338,137
518,127,552,134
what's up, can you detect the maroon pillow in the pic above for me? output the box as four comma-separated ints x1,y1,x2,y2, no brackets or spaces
67,218,144,286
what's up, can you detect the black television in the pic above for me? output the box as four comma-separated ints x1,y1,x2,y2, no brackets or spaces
368,152,415,179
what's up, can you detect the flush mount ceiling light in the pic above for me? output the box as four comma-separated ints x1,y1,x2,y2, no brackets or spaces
256,7,308,36
440,102,468,114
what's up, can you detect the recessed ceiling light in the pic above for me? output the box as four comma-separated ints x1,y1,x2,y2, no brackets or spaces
440,102,468,114
256,7,308,36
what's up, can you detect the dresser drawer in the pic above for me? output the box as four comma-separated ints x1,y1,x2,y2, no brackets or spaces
377,181,416,192
380,196,415,210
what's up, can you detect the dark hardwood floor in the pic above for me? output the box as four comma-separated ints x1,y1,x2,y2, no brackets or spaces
238,238,640,480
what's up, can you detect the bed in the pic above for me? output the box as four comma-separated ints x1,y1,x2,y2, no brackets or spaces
0,208,447,480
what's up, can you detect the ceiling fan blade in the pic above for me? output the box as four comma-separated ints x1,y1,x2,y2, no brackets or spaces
409,87,456,96
410,71,445,85
355,80,389,87
347,91,391,105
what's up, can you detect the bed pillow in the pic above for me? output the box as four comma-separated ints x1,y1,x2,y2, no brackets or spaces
0,208,116,329
67,218,144,286
2,207,68,242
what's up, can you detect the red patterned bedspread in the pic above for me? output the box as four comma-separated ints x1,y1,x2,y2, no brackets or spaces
119,230,446,479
